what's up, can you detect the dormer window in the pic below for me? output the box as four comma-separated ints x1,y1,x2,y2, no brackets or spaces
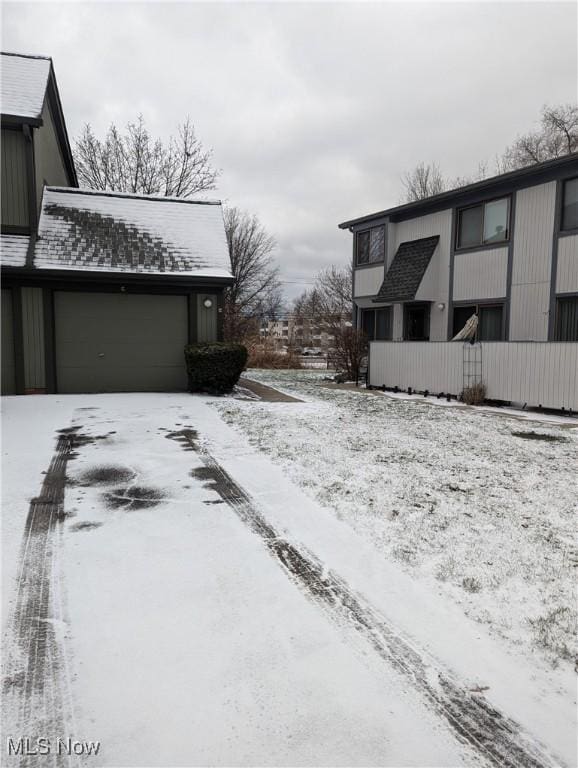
456,197,510,249
356,225,385,265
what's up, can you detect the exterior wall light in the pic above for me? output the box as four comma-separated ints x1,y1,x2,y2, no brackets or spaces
437,302,446,310
203,298,213,308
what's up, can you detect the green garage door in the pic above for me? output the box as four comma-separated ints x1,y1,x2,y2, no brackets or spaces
54,292,188,393
1,288,16,395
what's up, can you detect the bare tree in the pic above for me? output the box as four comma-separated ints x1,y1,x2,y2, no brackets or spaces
498,104,578,172
223,206,281,341
73,115,219,197
402,161,446,202
313,264,353,320
332,326,368,381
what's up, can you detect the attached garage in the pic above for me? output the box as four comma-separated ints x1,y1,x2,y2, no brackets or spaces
54,292,189,393
1,288,16,395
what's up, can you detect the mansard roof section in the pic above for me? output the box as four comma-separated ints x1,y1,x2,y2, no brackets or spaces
373,236,439,303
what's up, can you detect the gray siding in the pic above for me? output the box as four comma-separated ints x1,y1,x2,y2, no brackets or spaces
21,287,46,390
1,289,16,394
353,265,384,298
393,210,452,341
34,101,71,209
197,294,218,342
1,128,29,228
556,235,578,293
452,247,509,301
510,182,557,341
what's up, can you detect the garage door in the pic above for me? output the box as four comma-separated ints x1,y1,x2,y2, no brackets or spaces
1,288,16,395
54,292,189,393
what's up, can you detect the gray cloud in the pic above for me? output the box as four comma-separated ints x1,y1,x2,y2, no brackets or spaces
3,1,576,300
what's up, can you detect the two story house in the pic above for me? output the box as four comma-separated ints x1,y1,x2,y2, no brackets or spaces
339,154,578,410
1,52,233,395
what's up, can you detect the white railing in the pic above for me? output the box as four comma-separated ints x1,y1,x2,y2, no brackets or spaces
368,341,578,411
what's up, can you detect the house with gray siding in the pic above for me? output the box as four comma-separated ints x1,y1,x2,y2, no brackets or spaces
1,52,234,395
339,154,578,410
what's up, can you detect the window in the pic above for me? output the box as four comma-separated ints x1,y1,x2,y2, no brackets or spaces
452,303,504,341
555,297,578,341
361,307,392,341
457,197,509,249
561,178,578,231
404,304,430,341
356,225,385,265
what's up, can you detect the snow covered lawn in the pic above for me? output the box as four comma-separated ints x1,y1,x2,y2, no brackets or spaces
218,370,578,672
1,391,576,767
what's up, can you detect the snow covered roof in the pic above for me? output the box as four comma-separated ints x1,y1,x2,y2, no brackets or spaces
32,187,233,279
1,52,51,119
374,236,439,303
0,234,30,267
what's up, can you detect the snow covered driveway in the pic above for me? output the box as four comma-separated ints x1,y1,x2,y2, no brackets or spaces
1,393,574,766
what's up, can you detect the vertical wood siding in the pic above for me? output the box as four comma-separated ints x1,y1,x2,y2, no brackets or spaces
510,182,557,340
353,265,385,298
197,294,218,342
34,102,71,210
1,288,16,394
369,341,578,410
21,287,46,390
1,128,29,228
452,247,509,300
556,235,578,293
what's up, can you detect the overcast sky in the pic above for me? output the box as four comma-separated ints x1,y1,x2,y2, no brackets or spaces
2,1,577,301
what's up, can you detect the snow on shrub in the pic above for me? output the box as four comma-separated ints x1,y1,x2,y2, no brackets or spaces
184,342,248,395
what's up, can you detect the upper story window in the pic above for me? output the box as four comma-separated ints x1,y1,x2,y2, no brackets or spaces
456,197,509,249
356,225,385,266
561,177,578,231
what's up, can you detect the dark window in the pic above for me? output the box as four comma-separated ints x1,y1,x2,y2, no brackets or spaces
375,307,393,340
356,225,385,265
1,127,30,232
361,307,393,341
561,178,578,231
452,303,504,341
361,309,375,340
356,231,370,265
457,197,509,249
404,304,430,341
555,297,578,341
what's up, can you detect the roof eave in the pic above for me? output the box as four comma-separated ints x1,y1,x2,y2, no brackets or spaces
339,152,578,229
1,113,43,127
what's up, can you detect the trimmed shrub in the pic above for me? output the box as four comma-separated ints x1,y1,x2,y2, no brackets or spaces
184,342,248,395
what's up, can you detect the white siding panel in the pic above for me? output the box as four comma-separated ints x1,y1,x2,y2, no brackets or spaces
21,287,45,390
509,283,549,341
556,235,578,293
369,341,578,410
453,247,508,301
353,265,384,298
510,182,556,340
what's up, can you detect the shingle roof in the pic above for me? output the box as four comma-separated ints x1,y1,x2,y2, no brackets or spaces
0,235,30,267
373,236,439,303
32,187,233,279
1,52,51,119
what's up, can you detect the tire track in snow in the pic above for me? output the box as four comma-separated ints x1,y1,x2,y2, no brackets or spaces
2,425,104,768
167,428,562,768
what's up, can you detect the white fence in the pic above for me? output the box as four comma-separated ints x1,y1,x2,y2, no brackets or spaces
368,341,578,411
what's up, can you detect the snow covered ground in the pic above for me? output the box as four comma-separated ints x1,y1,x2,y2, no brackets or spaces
217,370,578,673
1,390,576,767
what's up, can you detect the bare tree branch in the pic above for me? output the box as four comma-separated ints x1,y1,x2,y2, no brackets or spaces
73,114,219,197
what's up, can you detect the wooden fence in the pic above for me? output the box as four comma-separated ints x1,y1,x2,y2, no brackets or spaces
368,341,578,411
